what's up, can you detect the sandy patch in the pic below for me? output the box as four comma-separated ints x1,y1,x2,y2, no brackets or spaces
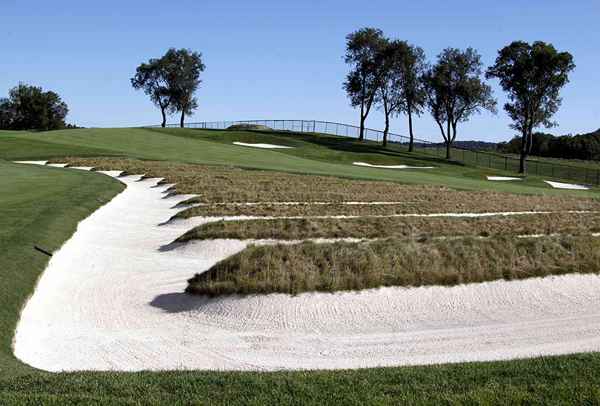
12,165,600,372
545,180,590,190
353,162,434,169
14,160,48,165
487,176,522,181
233,142,293,149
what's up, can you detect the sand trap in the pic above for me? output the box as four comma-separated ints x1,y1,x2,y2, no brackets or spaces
487,176,522,181
13,165,600,372
233,142,293,149
14,160,48,165
545,180,590,190
353,162,434,169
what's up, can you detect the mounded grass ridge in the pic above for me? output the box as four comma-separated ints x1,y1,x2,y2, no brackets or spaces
187,235,600,296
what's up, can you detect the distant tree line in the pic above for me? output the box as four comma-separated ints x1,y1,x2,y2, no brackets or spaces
498,129,600,161
131,48,205,128
343,28,575,174
0,83,70,131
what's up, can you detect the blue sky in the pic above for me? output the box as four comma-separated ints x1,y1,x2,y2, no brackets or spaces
1,0,598,142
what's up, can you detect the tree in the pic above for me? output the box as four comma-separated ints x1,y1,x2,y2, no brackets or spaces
377,40,409,146
162,48,205,128
486,41,575,174
131,58,172,127
0,83,68,131
398,44,427,152
343,27,387,141
423,48,496,160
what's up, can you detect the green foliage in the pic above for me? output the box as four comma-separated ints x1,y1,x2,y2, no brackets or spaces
423,48,497,159
0,84,69,131
132,48,205,128
343,27,388,140
487,41,575,173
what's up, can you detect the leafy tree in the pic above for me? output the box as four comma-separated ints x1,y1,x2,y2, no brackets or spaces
131,57,172,127
0,83,68,131
162,48,205,128
398,44,427,152
423,48,496,160
343,27,387,141
377,40,409,146
486,41,575,174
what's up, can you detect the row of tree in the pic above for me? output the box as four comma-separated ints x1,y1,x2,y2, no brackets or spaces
344,28,575,174
0,84,70,131
131,48,205,128
498,129,600,161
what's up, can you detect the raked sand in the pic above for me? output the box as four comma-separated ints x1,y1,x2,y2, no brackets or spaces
13,165,600,372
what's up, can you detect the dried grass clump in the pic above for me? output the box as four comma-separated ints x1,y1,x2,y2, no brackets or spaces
186,236,600,296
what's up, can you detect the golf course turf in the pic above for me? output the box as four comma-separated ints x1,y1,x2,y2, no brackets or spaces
2,127,600,403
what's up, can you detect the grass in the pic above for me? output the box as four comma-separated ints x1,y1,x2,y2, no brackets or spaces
176,212,600,242
46,158,600,218
187,236,600,296
3,129,600,402
3,127,599,197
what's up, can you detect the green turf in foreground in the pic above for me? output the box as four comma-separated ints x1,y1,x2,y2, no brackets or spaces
2,140,600,403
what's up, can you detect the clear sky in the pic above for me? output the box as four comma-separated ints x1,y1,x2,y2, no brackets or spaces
1,0,598,142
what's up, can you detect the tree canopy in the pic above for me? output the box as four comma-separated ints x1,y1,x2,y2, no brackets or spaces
486,41,575,174
343,27,388,141
423,47,496,159
0,84,69,131
132,48,205,128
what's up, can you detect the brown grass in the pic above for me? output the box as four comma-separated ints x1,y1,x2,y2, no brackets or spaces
52,157,600,217
176,213,600,242
186,236,600,296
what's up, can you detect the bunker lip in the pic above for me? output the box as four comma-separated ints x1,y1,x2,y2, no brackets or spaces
545,180,590,190
353,161,434,169
11,162,600,372
233,142,293,149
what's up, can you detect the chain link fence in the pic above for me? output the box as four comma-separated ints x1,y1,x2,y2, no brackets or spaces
150,119,599,186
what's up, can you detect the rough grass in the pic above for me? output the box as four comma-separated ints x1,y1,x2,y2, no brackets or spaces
187,236,600,296
51,158,600,217
226,123,272,131
176,212,600,241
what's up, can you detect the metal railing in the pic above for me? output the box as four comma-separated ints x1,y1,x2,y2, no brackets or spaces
148,119,600,186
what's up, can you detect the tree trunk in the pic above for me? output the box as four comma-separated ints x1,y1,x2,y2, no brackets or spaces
446,141,451,160
180,110,185,128
407,107,414,152
519,130,529,174
445,120,452,160
359,114,366,142
160,108,166,128
383,114,389,147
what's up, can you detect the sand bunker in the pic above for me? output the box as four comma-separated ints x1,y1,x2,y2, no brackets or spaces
12,163,600,372
233,142,293,149
353,162,434,169
487,176,522,181
545,180,590,190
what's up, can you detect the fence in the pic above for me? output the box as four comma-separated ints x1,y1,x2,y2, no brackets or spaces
151,119,600,186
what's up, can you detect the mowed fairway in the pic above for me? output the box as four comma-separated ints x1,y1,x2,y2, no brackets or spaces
2,128,600,403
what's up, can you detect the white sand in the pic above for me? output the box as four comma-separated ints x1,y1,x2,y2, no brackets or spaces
487,176,522,181
47,163,69,168
13,166,600,372
353,162,434,169
14,160,48,165
545,180,590,190
233,142,293,149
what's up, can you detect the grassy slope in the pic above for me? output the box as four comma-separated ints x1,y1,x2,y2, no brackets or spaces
0,160,124,376
1,130,600,403
1,128,598,197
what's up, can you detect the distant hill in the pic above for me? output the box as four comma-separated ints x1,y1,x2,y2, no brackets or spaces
497,129,600,161
413,140,498,150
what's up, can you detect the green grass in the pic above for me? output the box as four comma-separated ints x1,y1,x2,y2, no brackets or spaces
2,130,600,403
1,127,598,197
